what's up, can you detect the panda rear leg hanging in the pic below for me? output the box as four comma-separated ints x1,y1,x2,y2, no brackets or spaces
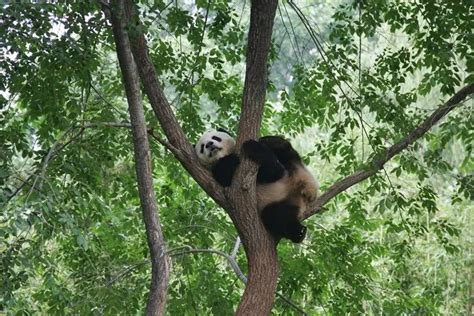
261,201,307,243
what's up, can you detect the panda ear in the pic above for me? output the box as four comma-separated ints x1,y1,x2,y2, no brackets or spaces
217,128,232,136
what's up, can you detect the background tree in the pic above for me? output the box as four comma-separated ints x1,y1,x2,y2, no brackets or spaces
1,0,472,314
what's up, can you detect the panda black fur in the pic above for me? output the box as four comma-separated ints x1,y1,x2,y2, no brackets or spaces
195,129,318,243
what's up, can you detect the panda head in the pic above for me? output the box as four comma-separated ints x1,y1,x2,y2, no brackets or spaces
195,129,236,167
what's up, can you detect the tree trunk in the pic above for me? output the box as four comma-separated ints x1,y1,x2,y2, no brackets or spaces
236,230,279,315
108,1,170,314
229,0,279,314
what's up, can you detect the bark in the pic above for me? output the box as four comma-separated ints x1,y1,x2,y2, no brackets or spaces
236,0,278,144
108,1,170,315
468,246,474,316
228,0,279,314
302,83,474,220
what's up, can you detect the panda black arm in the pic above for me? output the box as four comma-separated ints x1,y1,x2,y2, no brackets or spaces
242,140,285,183
211,154,240,187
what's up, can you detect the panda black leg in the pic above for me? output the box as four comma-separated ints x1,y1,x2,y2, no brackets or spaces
242,140,285,183
261,201,306,243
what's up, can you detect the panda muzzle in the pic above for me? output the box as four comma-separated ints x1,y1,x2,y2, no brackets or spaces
208,145,222,157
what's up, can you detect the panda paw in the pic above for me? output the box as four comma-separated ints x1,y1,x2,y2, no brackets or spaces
287,224,307,243
242,139,268,163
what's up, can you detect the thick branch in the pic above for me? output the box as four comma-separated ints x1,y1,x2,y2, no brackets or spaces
108,1,170,315
303,83,474,220
122,0,227,209
236,0,278,145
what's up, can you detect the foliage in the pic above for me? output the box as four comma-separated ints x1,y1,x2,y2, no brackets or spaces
1,0,472,314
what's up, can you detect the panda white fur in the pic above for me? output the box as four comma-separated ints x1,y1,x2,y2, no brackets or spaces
195,129,318,243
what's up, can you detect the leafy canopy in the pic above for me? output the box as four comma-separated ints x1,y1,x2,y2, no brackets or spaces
1,0,472,314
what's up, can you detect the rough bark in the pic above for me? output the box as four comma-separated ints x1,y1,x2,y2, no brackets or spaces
229,0,279,314
236,0,278,145
302,83,474,220
108,1,170,314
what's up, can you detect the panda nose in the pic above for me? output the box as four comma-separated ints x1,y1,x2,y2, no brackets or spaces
205,141,213,148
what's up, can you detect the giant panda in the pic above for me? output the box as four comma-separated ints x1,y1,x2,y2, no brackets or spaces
195,129,318,243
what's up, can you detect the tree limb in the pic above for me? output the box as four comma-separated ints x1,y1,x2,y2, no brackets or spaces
108,1,170,314
235,0,278,145
122,0,228,210
303,83,474,220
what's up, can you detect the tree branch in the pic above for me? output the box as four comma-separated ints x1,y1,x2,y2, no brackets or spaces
235,0,278,145
303,83,474,220
172,248,248,283
230,236,241,259
5,125,87,204
108,1,170,314
147,129,185,161
122,0,228,210
79,121,183,157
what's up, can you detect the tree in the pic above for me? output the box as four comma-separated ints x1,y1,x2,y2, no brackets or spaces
1,0,472,314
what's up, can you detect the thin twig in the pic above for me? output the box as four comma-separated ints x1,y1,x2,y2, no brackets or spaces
147,129,184,159
172,248,248,283
38,126,76,191
107,260,148,287
5,126,86,203
171,247,308,315
230,236,241,259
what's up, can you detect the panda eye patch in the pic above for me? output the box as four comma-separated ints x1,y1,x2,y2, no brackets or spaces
200,144,204,154
212,136,222,142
